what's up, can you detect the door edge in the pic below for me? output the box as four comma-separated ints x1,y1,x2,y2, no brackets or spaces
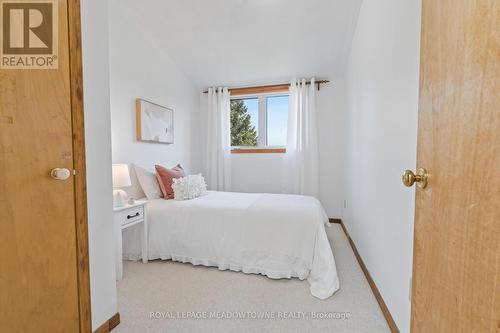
67,0,91,332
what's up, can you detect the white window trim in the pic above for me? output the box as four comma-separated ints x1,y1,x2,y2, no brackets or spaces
230,92,289,149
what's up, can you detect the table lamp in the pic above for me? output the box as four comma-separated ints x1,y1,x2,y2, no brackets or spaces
112,164,131,207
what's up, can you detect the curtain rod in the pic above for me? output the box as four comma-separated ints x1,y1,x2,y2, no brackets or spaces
202,80,330,95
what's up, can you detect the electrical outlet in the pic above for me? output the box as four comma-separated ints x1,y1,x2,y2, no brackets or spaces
343,200,347,209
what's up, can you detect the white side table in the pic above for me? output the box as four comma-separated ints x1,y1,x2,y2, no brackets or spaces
113,200,148,280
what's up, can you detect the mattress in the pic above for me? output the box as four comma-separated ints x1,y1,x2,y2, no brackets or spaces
122,191,340,299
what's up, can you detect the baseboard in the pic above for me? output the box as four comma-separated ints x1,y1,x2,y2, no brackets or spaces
93,313,120,333
336,220,400,333
329,218,342,224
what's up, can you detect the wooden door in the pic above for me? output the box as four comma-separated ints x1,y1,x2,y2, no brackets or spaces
411,0,499,332
0,1,89,332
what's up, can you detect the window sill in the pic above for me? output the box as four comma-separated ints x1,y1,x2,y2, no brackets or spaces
231,148,286,154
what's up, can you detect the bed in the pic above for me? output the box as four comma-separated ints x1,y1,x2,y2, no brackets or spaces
122,191,340,299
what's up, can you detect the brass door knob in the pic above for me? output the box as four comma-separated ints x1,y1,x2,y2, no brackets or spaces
402,168,428,189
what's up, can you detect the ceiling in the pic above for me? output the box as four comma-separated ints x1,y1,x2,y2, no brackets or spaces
119,0,362,88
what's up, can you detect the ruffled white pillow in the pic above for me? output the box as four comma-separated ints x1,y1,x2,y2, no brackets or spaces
172,174,208,201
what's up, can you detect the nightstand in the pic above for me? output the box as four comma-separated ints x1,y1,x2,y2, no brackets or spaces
113,200,148,280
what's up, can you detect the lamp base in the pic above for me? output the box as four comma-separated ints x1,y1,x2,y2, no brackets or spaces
113,189,128,208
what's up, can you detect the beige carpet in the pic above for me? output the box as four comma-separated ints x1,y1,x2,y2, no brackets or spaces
115,224,390,333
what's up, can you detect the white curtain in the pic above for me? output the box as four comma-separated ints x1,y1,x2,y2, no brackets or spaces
205,87,231,191
283,78,319,197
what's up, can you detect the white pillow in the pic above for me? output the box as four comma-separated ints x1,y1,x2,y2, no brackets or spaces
133,164,163,200
172,174,208,201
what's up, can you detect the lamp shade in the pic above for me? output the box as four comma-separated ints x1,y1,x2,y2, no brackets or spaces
112,164,132,188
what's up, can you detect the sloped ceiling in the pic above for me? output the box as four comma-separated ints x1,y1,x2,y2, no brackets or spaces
118,0,362,88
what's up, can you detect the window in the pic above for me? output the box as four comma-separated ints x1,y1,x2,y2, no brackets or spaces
266,95,289,147
230,94,289,152
230,98,259,147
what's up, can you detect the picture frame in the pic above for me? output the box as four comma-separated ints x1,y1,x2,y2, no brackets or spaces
135,98,174,144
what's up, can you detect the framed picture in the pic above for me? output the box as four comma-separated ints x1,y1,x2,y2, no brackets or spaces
135,98,174,144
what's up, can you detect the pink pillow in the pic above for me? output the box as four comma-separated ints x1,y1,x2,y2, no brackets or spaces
155,164,185,200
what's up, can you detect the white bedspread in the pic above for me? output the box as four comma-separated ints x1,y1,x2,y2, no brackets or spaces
122,191,340,299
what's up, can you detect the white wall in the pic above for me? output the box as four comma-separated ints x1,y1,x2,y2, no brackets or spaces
230,153,284,194
317,81,348,218
108,1,200,178
80,0,117,330
343,1,421,332
230,82,347,218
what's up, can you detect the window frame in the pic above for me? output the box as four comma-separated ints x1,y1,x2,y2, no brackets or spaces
230,92,289,154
